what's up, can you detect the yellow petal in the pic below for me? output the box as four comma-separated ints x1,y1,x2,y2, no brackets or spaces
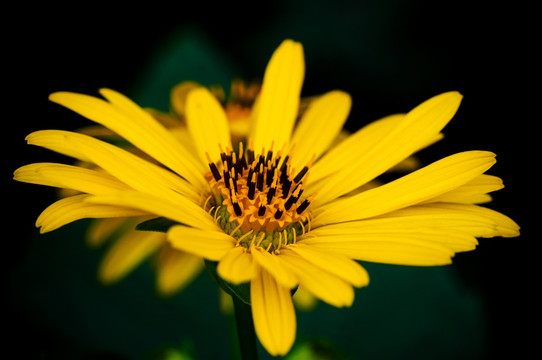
292,286,318,312
310,92,463,206
277,248,356,307
301,234,455,266
375,202,520,238
250,39,304,151
14,163,130,195
26,130,201,203
25,130,91,163
49,90,207,189
423,174,504,204
185,87,231,165
307,113,405,192
170,81,201,117
216,246,256,285
168,126,199,160
36,194,148,233
155,244,204,296
251,266,296,356
86,217,130,248
308,225,478,253
290,91,352,170
250,245,298,289
99,226,166,285
86,191,218,230
167,225,235,261
312,151,496,226
286,244,369,287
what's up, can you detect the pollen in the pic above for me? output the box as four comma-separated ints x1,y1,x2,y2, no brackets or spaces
206,141,315,252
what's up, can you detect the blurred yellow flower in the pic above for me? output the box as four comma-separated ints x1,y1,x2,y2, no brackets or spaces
14,39,519,356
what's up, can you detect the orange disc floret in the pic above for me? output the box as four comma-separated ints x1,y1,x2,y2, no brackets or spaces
206,141,315,237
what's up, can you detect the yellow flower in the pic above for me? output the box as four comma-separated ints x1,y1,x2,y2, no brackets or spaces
14,39,519,356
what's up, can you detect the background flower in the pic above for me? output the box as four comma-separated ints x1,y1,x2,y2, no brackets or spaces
7,1,534,359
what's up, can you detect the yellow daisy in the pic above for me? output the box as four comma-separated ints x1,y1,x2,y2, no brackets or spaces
14,39,519,356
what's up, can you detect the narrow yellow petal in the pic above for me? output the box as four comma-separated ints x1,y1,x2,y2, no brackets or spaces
286,244,369,287
98,88,209,180
375,202,520,238
387,155,423,173
25,130,91,163
277,248,356,307
36,194,148,233
99,227,165,285
168,125,199,160
250,246,298,289
423,174,504,204
307,113,405,192
26,130,201,203
14,163,130,195
86,191,218,230
290,91,352,170
170,81,201,117
310,92,463,206
219,288,234,315
185,87,231,165
250,39,304,151
301,234,454,266
216,246,257,285
312,151,496,226
167,225,235,261
86,217,131,248
292,287,318,312
251,266,296,356
49,90,207,189
155,244,204,296
308,225,478,253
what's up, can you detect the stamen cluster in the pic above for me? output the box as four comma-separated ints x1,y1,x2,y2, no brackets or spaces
206,141,316,243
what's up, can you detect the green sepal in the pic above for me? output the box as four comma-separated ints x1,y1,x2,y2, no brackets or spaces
135,217,179,233
204,259,251,305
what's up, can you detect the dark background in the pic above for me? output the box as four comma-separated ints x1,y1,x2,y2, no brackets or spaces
6,1,535,359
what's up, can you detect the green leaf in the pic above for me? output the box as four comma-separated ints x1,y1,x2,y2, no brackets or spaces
136,217,179,233
204,260,251,305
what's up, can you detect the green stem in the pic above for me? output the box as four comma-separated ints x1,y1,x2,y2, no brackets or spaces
233,296,258,360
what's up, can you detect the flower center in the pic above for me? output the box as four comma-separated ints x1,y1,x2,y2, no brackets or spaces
205,141,316,253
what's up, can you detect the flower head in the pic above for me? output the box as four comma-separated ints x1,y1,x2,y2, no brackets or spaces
14,39,519,356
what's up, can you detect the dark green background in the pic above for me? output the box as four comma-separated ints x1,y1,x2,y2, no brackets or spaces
7,1,534,359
